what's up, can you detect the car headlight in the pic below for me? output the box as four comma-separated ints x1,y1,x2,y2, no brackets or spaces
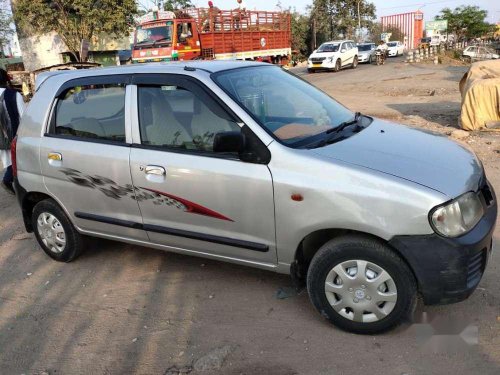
430,192,484,237
328,57,334,63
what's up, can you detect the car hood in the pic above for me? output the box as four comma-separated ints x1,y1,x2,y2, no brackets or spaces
312,119,483,198
310,52,338,58
358,51,371,55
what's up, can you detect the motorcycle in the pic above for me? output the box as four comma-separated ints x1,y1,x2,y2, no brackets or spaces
375,49,386,65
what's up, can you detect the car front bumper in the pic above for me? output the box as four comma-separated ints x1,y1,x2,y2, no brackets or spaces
358,55,372,63
307,61,335,70
388,50,398,56
389,181,497,305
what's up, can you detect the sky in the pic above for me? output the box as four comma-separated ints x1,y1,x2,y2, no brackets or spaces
141,0,499,23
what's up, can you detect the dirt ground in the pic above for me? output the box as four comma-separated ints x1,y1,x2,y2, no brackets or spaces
0,58,499,375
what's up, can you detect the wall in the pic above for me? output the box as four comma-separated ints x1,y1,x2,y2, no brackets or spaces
18,32,130,71
18,31,67,71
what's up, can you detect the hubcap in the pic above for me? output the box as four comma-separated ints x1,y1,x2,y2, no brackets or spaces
324,260,397,323
37,212,66,253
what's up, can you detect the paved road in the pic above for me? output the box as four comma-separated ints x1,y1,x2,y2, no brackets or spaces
291,55,406,78
0,58,499,374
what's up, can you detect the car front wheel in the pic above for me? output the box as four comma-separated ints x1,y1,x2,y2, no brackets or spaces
32,199,84,262
334,59,341,72
307,235,417,334
352,56,358,69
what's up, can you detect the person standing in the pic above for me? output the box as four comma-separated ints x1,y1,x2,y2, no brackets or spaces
0,68,25,195
234,0,247,30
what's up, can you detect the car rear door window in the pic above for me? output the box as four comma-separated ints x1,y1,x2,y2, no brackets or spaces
52,83,126,143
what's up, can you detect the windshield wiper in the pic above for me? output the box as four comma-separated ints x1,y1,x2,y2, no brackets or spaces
135,41,154,46
326,112,362,134
305,112,364,149
153,38,171,45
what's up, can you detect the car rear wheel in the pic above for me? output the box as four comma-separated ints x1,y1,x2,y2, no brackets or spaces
334,59,341,72
307,235,417,334
32,199,84,262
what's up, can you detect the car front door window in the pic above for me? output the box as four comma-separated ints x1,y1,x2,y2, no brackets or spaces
137,85,240,154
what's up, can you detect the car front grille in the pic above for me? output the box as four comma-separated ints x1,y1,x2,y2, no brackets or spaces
467,248,487,288
311,57,326,63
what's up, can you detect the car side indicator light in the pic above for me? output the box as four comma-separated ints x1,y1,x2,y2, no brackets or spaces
291,194,304,202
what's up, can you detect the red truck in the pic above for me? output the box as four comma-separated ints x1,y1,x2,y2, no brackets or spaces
132,8,291,64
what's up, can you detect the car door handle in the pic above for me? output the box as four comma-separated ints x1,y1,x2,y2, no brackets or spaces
48,152,62,161
48,152,63,167
145,165,166,176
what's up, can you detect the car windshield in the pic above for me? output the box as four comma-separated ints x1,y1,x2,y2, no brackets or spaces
317,43,340,53
213,66,354,147
387,42,397,47
135,24,172,45
358,44,372,51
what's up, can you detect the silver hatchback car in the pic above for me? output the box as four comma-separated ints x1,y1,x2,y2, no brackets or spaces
13,62,496,334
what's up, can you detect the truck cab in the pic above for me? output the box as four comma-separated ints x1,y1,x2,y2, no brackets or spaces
133,10,201,63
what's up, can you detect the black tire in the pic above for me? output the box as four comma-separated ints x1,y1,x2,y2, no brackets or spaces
32,199,84,262
368,56,372,64
334,59,341,72
307,235,417,334
351,56,358,69
307,68,315,73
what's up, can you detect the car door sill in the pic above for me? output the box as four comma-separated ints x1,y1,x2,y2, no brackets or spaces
75,211,269,252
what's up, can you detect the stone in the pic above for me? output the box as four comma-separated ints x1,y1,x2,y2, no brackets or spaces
450,129,470,139
193,345,232,372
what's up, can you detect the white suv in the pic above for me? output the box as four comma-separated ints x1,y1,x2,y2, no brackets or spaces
308,40,358,73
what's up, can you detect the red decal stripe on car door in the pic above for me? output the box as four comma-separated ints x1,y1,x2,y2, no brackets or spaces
141,187,234,222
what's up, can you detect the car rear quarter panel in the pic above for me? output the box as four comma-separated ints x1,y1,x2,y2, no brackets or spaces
16,81,57,196
267,142,447,268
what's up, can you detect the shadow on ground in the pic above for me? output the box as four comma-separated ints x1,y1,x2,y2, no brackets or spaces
387,101,461,128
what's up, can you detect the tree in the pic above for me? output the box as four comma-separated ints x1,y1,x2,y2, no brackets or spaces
435,5,494,39
383,24,405,41
310,0,376,44
0,0,13,53
164,0,193,11
291,11,311,60
13,0,138,61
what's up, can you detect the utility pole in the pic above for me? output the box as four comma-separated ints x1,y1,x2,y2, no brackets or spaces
357,0,362,42
312,17,317,50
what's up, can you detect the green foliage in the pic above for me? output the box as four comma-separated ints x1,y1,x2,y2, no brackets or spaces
164,0,193,11
13,0,138,61
435,5,494,39
384,25,405,41
291,11,311,60
311,0,376,44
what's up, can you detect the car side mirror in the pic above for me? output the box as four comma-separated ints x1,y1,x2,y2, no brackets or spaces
213,131,246,153
341,49,346,53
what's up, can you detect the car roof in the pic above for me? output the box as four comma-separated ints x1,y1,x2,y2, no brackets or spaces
321,40,353,44
35,60,267,91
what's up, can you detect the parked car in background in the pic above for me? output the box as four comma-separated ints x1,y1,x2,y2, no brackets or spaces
356,43,376,63
387,41,404,57
462,46,499,62
308,40,358,72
